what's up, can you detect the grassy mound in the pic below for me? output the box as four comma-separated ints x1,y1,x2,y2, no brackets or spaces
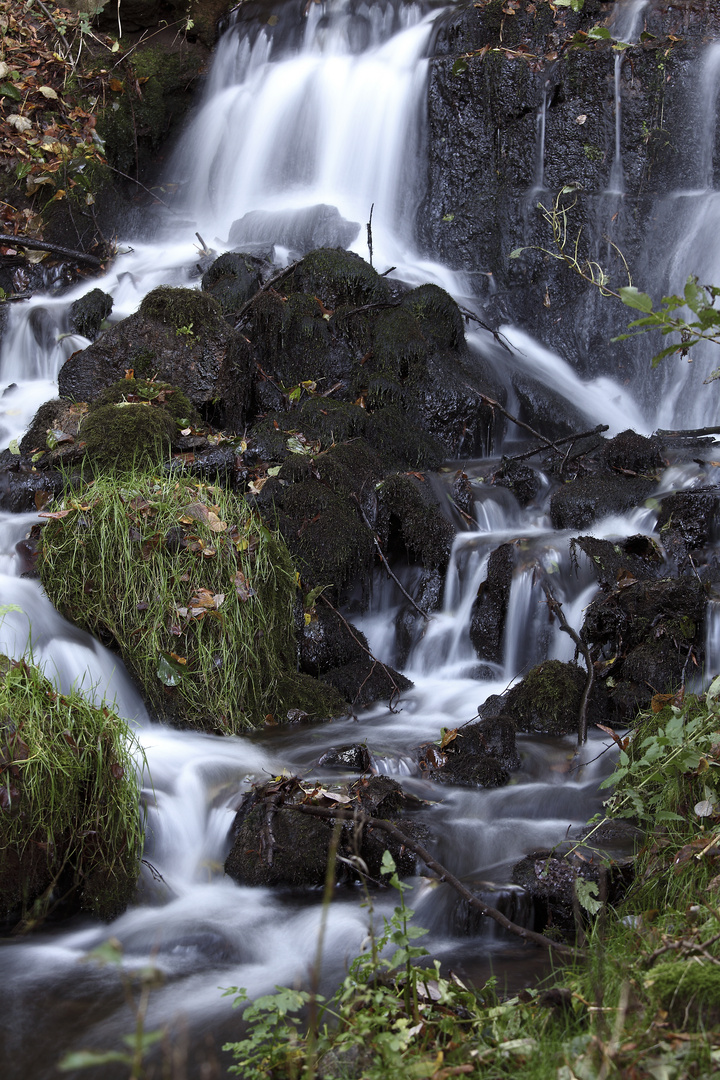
0,655,143,926
37,473,316,732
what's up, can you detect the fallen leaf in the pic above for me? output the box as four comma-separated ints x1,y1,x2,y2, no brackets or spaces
234,571,256,602
38,85,58,99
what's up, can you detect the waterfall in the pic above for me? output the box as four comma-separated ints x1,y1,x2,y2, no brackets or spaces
607,0,649,195
3,1,720,1074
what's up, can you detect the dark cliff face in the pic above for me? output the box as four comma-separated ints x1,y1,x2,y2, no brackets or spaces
420,0,720,377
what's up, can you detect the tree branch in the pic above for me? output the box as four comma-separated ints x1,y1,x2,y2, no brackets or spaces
0,234,104,268
541,581,593,745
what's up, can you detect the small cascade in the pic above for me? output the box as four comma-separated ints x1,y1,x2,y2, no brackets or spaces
698,41,720,190
532,82,548,194
607,0,649,195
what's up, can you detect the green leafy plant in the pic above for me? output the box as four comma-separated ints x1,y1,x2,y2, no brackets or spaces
511,187,720,372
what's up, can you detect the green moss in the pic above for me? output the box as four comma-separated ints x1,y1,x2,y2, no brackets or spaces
95,378,200,425
80,402,177,473
0,656,144,925
38,473,302,733
139,286,225,333
505,660,587,736
400,284,465,350
285,249,390,308
646,960,720,1026
376,473,455,569
365,406,445,471
274,672,348,722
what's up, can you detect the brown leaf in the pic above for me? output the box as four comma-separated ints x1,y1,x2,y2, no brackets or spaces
110,763,125,779
234,571,256,602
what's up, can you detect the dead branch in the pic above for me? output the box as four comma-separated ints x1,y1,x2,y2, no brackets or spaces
500,425,609,464
475,391,565,451
353,496,430,620
458,306,513,353
541,581,593,745
231,260,303,324
656,426,720,439
318,594,406,707
286,801,579,959
0,234,104,268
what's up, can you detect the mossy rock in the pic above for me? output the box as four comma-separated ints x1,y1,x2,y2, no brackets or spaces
503,660,590,737
645,960,720,1027
376,473,455,570
139,286,225,333
0,656,143,927
38,474,309,733
273,672,348,722
95,378,200,425
201,252,264,315
283,248,391,308
69,288,113,340
400,284,465,350
80,402,177,473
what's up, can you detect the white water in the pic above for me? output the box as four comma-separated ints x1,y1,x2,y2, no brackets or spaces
2,1,720,1075
607,0,648,195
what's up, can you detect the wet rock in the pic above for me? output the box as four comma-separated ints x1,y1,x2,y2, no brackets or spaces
316,744,373,772
498,659,607,737
57,286,254,423
600,429,664,475
511,372,590,443
69,288,113,340
656,488,720,566
451,469,475,519
550,474,656,530
299,605,369,678
394,568,443,667
582,577,706,720
376,473,455,571
164,446,241,487
0,456,66,513
512,846,634,935
571,534,665,590
491,459,541,507
224,776,429,888
201,252,265,315
228,204,360,254
321,658,412,709
469,543,515,665
415,715,520,788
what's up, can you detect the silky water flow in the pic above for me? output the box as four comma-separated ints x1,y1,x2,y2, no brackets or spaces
0,1,718,1074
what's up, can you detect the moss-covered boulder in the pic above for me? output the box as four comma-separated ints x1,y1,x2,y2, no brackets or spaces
0,656,143,928
376,473,455,571
37,473,342,732
501,660,599,737
645,960,720,1028
57,286,254,426
80,402,178,473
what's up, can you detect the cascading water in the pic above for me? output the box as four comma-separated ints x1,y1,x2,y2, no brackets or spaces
607,0,649,195
2,1,720,1076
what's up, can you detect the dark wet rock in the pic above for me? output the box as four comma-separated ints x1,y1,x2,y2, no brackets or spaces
224,775,429,888
571,534,665,590
415,715,520,788
0,460,66,513
395,568,444,668
512,846,634,935
283,247,390,308
491,459,541,507
321,658,412,709
582,577,706,720
469,543,515,665
164,446,241,486
376,473,455,571
451,469,475,519
228,204,360,254
600,430,664,475
57,286,254,422
499,659,608,737
201,252,265,315
550,474,656,530
69,288,113,340
316,744,373,772
19,398,86,464
511,372,590,443
299,605,371,677
656,488,720,565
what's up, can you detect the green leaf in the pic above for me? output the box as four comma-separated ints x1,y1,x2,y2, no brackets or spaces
651,343,683,367
451,58,468,75
59,1051,131,1070
587,26,611,40
8,439,20,455
684,276,703,314
0,82,22,100
509,248,526,259
619,286,654,312
380,850,397,876
575,878,602,914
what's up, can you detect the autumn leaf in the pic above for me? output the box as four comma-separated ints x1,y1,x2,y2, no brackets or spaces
234,571,256,602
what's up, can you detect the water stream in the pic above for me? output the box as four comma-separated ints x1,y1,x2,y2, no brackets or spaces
1,1,720,1075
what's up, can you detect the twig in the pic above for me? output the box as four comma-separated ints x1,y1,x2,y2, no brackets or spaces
656,426,720,438
231,260,303,324
102,162,176,211
32,0,71,57
472,389,565,452
541,581,593,745
318,593,406,707
499,425,609,463
286,802,579,959
0,234,103,268
367,203,374,268
353,496,430,620
458,306,513,353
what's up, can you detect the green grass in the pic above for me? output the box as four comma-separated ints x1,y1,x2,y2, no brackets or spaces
38,471,300,733
0,655,144,923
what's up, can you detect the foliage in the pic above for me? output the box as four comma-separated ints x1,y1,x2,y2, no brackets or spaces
510,187,720,372
0,652,144,923
58,938,166,1077
37,471,300,732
